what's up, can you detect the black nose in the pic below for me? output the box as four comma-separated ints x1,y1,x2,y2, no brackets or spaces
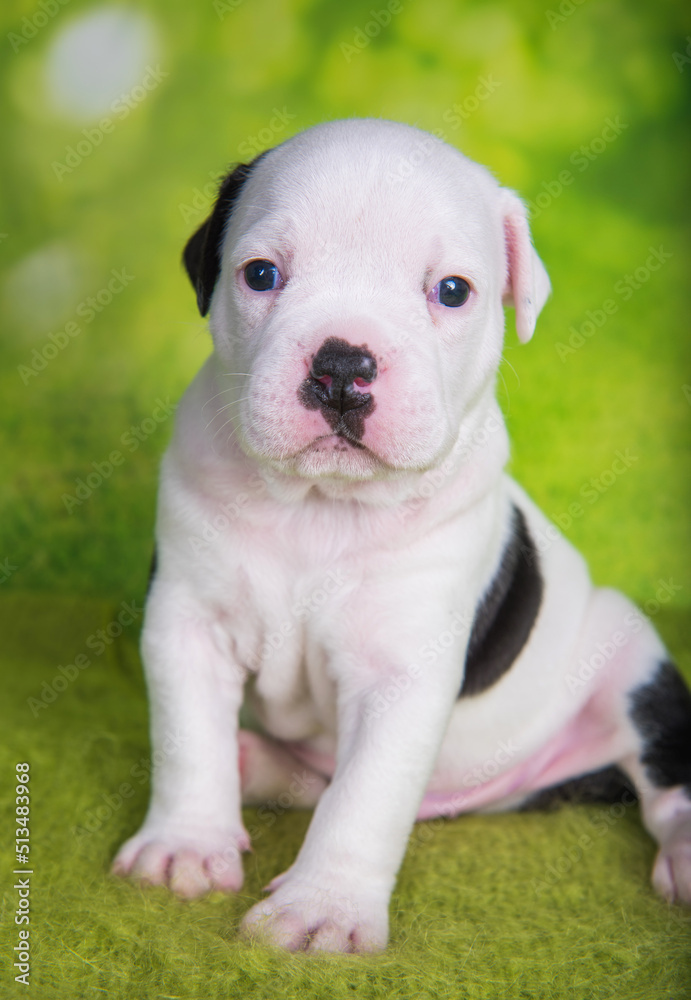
298,337,377,442
304,337,377,415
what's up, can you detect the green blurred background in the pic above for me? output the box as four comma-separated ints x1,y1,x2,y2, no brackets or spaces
1,3,691,996
1,0,689,608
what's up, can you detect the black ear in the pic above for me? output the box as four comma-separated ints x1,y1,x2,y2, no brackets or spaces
182,152,267,316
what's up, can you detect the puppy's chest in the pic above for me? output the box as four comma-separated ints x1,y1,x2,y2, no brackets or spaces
199,488,500,738
216,542,353,737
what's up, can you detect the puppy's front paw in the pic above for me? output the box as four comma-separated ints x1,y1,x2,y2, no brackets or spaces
652,818,691,906
240,877,389,953
112,824,250,898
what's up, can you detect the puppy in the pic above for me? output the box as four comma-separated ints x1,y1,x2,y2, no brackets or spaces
113,119,691,952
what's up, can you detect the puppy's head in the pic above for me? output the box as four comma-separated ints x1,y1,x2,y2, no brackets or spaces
183,120,549,484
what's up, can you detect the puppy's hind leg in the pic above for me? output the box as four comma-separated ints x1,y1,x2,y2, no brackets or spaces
552,588,691,904
238,729,328,808
622,658,691,904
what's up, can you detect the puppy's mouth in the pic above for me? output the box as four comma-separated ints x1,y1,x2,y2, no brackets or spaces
290,430,385,480
301,430,371,459
315,426,365,450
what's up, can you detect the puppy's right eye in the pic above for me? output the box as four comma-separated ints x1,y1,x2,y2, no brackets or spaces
430,276,471,308
244,259,282,291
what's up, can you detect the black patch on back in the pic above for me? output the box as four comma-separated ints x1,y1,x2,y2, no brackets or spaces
629,660,691,795
182,151,268,316
518,765,637,811
459,505,543,698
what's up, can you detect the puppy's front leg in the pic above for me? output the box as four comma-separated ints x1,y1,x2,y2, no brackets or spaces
112,579,249,897
241,651,463,953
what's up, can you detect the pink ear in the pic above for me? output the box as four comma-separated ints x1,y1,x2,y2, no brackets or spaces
501,191,551,343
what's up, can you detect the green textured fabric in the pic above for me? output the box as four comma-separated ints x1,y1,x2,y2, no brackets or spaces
1,593,690,998
1,0,690,995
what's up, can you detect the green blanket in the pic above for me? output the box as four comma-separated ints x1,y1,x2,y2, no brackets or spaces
1,0,689,995
1,593,690,998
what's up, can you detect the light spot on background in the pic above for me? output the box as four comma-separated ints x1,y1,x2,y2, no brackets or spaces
3,243,86,336
44,5,158,122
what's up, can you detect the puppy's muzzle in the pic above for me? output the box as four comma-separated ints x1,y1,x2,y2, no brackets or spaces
299,337,377,442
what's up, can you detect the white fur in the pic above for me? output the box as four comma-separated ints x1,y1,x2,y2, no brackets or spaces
113,120,691,951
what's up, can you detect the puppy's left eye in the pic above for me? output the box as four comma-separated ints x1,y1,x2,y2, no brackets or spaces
244,259,282,291
430,276,471,308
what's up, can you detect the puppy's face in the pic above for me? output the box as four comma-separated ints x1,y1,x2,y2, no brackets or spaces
185,120,549,483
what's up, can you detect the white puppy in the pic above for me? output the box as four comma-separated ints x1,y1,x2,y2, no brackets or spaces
113,119,691,952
